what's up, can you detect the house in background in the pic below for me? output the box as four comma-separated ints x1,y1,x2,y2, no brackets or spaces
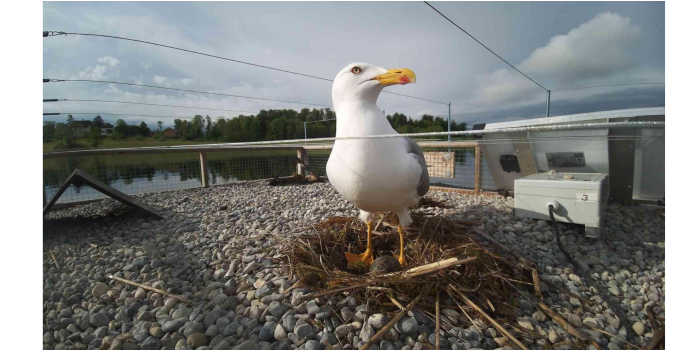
162,128,181,138
101,123,114,136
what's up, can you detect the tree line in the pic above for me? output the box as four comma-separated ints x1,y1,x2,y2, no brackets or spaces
43,108,467,149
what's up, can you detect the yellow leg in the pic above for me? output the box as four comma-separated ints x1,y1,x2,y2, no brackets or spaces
345,221,374,265
397,226,406,266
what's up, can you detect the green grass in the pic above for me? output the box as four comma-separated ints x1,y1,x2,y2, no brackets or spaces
43,138,218,153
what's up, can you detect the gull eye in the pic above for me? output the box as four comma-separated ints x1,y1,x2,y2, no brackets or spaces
351,66,362,74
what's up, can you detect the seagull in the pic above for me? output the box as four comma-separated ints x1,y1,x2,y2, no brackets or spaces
326,62,429,266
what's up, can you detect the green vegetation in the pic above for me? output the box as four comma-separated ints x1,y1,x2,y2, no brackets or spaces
43,108,468,153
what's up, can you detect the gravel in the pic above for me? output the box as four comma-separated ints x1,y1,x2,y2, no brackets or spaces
43,181,664,350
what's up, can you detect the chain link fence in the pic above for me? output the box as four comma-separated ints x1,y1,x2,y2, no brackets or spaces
44,143,495,204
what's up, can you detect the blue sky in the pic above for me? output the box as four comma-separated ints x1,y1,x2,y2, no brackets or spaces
43,1,665,128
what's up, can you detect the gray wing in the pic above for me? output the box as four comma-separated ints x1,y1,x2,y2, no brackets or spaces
404,137,430,196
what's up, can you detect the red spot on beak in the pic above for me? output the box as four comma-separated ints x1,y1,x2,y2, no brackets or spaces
399,76,410,85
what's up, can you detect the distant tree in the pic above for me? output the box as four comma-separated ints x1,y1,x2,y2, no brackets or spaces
157,121,164,133
43,121,56,143
173,119,183,133
205,116,212,139
92,115,105,128
298,108,310,122
88,126,103,147
267,118,287,140
54,122,77,149
115,119,128,135
308,109,322,122
138,121,150,137
213,118,226,141
66,114,75,124
190,115,204,140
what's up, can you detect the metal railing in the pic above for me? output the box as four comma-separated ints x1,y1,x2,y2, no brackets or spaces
43,142,493,205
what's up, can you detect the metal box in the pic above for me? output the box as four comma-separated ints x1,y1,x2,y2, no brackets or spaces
514,172,609,238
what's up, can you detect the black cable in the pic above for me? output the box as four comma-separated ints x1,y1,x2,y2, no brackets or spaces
49,99,258,115
548,204,633,338
548,205,575,264
43,112,243,120
52,31,333,82
45,31,449,106
382,91,449,105
423,1,548,92
44,79,332,107
554,83,665,92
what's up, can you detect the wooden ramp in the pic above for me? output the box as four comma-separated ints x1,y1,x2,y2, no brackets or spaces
43,169,162,219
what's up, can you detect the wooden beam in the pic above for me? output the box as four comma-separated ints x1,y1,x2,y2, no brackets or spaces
296,148,308,176
474,144,481,195
43,169,162,219
199,151,209,188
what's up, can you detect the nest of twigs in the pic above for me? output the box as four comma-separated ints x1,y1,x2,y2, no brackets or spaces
279,199,641,350
280,210,556,348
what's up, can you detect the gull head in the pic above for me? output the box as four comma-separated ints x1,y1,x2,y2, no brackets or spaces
332,62,416,107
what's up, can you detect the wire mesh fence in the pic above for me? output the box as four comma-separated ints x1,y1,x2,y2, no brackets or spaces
43,144,495,204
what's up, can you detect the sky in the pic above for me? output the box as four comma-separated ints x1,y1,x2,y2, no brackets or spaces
42,1,665,129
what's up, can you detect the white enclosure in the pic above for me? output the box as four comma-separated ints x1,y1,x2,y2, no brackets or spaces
514,172,609,238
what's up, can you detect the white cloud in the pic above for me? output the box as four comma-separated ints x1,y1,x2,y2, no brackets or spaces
179,78,193,86
78,65,107,80
153,76,168,85
467,12,645,108
97,56,121,67
520,12,641,83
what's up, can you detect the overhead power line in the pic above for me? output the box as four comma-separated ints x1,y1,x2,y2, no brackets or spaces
554,83,665,92
43,112,233,120
423,1,548,92
380,91,449,105
44,79,332,107
45,31,333,82
43,98,258,115
44,31,448,105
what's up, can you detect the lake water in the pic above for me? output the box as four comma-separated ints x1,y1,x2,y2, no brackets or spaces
43,149,496,204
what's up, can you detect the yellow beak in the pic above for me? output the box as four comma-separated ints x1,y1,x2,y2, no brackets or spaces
372,68,416,86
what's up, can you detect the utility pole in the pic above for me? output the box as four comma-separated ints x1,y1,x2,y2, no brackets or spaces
303,122,307,144
545,90,551,118
448,103,452,142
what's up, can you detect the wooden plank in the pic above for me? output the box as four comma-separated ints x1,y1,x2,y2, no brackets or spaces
474,145,481,195
296,148,308,175
424,151,455,178
199,152,209,188
43,169,162,219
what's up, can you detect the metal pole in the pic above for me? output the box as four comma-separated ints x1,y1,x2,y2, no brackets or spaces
545,90,551,118
303,122,307,144
448,103,452,142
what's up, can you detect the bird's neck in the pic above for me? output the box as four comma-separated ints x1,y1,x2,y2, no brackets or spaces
334,100,395,137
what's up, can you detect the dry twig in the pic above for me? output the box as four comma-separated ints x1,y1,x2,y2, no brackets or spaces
359,292,425,350
108,274,194,305
435,291,441,350
644,326,664,350
49,250,60,269
449,285,528,350
536,301,603,350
